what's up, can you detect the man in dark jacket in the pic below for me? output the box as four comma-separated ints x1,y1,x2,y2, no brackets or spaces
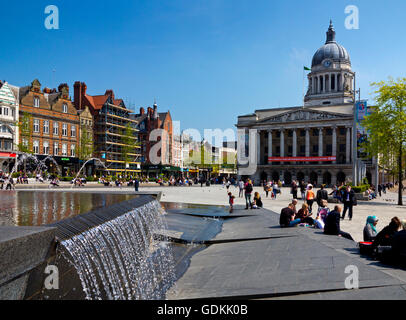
280,203,301,228
341,185,356,220
134,178,140,192
324,205,354,241
372,217,401,249
316,184,328,207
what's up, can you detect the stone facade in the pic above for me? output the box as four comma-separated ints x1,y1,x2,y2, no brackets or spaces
18,80,80,175
0,81,19,172
236,22,378,187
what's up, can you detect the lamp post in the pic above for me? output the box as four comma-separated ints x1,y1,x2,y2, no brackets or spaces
352,72,361,186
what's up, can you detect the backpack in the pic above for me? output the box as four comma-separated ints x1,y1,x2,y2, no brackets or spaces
318,208,329,222
245,183,253,193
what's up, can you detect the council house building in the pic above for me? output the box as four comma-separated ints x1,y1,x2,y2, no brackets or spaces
236,21,378,187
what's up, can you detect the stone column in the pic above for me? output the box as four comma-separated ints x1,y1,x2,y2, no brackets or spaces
268,130,272,160
280,130,285,157
305,128,310,164
292,129,297,157
346,127,351,164
328,74,331,92
257,130,261,165
332,126,337,164
318,128,323,157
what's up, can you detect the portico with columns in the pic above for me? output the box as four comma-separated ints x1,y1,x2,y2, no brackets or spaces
236,21,378,187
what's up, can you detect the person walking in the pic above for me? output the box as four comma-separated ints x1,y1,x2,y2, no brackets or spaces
134,178,140,192
341,185,356,221
300,181,306,201
244,179,253,210
316,184,328,208
238,180,244,198
291,180,298,200
305,185,316,214
378,184,382,197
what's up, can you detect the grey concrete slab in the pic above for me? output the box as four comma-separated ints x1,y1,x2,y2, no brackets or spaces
167,206,406,300
0,225,56,300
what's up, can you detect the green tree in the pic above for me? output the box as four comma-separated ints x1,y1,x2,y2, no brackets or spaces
121,122,135,177
78,125,94,161
361,78,406,205
17,112,32,154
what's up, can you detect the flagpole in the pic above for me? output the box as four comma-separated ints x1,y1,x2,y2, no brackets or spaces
302,67,305,106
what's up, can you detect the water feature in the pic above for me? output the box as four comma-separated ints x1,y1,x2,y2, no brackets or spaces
58,200,176,300
71,158,106,188
34,155,62,176
9,152,41,177
0,191,139,226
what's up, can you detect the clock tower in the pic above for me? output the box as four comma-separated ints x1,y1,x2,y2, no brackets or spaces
304,21,355,107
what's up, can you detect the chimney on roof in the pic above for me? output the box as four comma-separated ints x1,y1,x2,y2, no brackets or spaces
105,90,114,100
147,107,153,118
140,107,145,115
153,103,158,119
74,81,87,110
58,83,69,93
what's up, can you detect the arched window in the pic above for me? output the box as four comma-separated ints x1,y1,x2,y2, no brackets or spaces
33,140,39,154
43,141,49,155
0,125,12,134
33,96,40,108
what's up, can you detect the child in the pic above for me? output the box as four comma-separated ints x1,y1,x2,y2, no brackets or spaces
228,192,235,213
253,192,263,209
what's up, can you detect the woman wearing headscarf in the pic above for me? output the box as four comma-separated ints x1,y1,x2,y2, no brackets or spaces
363,216,379,242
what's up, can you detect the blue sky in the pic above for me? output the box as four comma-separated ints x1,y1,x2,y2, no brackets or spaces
1,0,406,138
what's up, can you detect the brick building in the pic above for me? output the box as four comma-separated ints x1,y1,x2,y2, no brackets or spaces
18,80,80,175
132,103,176,177
74,81,141,176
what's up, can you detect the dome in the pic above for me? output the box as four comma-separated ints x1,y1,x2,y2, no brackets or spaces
311,21,351,67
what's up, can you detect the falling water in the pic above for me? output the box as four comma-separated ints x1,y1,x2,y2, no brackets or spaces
59,200,176,300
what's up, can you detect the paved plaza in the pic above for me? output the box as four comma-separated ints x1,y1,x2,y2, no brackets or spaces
7,184,406,299
14,182,406,242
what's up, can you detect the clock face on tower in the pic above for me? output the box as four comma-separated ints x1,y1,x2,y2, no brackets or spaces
323,60,332,68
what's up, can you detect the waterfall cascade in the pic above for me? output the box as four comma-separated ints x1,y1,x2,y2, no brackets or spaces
60,200,176,300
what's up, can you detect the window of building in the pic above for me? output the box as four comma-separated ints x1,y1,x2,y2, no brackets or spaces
33,140,39,154
33,96,40,108
3,140,12,150
71,125,76,137
326,128,332,136
43,141,49,155
62,143,67,156
54,142,59,155
313,145,319,153
53,121,59,135
313,129,319,136
339,144,346,152
326,144,332,155
43,120,49,134
300,145,306,154
300,130,306,137
62,124,68,136
339,128,346,135
62,104,68,113
22,138,29,148
70,144,76,157
33,119,40,133
3,108,8,116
